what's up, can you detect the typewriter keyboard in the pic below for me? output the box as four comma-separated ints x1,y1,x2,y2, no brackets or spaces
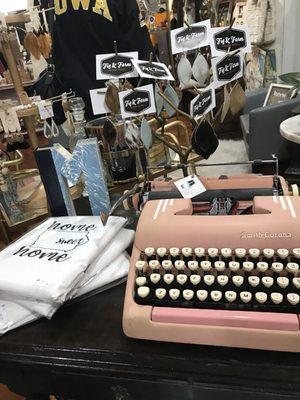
134,247,300,313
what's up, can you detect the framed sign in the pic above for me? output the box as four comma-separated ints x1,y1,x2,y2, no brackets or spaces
210,25,251,57
132,60,174,80
263,84,297,107
170,20,211,54
119,84,156,118
211,51,243,88
190,84,216,120
96,51,138,80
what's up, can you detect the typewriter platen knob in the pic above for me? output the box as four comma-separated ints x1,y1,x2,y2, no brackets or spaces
249,248,260,258
263,248,275,259
221,248,232,258
208,248,218,257
156,247,167,257
182,247,193,257
277,249,289,259
195,247,205,257
292,248,300,259
144,247,155,257
235,248,246,258
170,247,180,257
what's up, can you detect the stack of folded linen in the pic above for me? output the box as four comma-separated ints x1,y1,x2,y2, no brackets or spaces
0,216,134,334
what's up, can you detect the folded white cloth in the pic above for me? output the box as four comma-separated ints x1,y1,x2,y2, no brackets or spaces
0,252,130,335
0,216,126,304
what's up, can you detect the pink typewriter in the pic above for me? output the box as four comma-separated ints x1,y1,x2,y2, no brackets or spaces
123,191,300,352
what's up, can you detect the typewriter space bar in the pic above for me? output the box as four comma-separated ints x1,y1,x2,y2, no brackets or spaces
152,308,299,331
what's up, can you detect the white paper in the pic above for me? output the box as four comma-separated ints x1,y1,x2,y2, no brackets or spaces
119,84,156,119
132,60,174,81
38,101,54,120
96,51,138,80
210,25,251,57
174,175,206,199
170,20,211,54
190,83,216,120
89,88,110,116
211,51,243,89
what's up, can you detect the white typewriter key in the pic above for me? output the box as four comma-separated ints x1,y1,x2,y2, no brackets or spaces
197,290,208,301
201,261,212,271
162,260,173,270
225,291,237,302
262,277,274,288
240,291,252,303
195,247,205,257
183,290,194,301
169,247,180,257
177,274,188,285
271,262,284,273
182,247,193,257
145,247,155,257
169,289,180,300
208,248,218,258
229,261,240,272
243,261,254,272
175,260,186,271
235,248,246,258
190,275,201,285
149,260,160,270
292,278,300,289
156,247,167,257
150,273,161,284
163,274,174,285
215,261,226,272
257,262,269,273
292,248,300,259
248,276,260,287
263,248,275,259
287,293,300,305
286,263,299,274
277,277,289,289
232,275,244,287
271,292,283,305
249,248,260,259
155,288,166,299
135,261,147,272
211,290,222,302
255,292,267,304
217,275,229,286
221,248,232,258
137,286,150,298
204,275,215,286
188,261,199,271
136,277,147,286
277,249,289,259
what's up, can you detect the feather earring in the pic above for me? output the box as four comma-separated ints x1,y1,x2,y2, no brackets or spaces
24,30,41,60
192,51,209,85
177,53,192,86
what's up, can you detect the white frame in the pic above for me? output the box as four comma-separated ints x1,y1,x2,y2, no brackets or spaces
263,83,297,107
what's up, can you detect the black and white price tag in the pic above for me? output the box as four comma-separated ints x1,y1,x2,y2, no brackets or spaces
190,84,216,120
96,51,138,80
211,51,243,88
210,25,251,57
38,100,54,120
119,84,156,119
170,20,211,54
174,175,206,199
132,60,174,80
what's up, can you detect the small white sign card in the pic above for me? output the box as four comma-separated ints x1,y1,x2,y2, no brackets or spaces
132,59,174,81
118,84,156,119
96,51,138,80
170,20,211,54
174,175,207,199
89,88,110,116
190,83,216,120
210,25,251,57
211,51,243,88
38,101,54,120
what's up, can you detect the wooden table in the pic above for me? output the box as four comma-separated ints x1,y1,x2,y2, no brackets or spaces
0,282,299,400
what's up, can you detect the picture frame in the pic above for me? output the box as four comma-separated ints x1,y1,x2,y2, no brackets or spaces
263,83,297,107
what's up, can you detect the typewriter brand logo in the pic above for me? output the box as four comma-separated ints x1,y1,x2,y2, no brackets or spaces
241,231,292,240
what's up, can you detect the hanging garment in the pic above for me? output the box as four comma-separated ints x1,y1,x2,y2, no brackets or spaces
53,0,153,117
